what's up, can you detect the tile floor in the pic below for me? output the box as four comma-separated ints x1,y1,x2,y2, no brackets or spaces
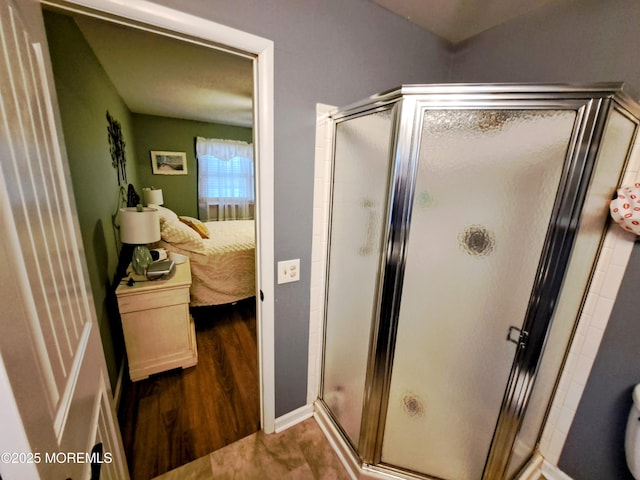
152,418,551,480
153,417,352,479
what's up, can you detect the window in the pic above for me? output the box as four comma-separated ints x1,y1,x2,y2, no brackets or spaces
196,137,254,221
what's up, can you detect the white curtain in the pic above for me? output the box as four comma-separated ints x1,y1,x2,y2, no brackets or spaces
196,137,254,221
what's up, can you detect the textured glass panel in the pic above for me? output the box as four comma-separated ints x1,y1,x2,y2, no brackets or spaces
381,109,576,479
322,109,393,447
506,109,637,477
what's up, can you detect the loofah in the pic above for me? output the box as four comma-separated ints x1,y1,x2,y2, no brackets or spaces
610,183,640,235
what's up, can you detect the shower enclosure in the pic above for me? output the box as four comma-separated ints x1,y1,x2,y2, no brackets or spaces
319,84,640,480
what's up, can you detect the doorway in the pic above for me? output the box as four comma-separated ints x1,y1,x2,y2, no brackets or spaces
40,0,275,477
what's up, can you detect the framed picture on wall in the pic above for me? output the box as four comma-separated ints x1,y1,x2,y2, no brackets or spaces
150,151,188,175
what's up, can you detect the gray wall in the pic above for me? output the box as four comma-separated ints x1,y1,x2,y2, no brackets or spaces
451,0,640,92
148,0,451,416
558,243,640,479
447,0,640,477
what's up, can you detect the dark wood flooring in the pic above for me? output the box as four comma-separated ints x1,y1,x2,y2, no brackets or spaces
117,298,260,480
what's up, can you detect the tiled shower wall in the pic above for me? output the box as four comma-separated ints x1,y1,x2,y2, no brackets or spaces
309,103,640,471
308,104,334,404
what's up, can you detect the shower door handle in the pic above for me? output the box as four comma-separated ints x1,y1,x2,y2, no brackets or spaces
507,326,529,349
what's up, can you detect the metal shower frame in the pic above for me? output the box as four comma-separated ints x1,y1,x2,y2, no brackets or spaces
319,83,640,480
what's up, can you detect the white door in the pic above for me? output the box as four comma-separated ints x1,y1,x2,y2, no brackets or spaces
0,0,128,478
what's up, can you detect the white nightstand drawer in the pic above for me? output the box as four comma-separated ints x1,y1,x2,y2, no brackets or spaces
117,286,189,313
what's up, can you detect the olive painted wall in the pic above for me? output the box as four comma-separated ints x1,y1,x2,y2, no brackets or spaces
43,10,140,387
131,113,252,217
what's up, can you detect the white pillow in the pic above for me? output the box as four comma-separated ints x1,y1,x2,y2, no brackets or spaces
152,205,179,224
160,219,204,251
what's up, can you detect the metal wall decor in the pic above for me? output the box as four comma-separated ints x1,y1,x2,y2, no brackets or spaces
107,111,127,185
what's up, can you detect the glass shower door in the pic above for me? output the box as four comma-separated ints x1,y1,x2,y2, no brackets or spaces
380,109,577,479
322,108,394,448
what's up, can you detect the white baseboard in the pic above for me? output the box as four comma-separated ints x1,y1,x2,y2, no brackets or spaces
274,403,314,433
313,402,359,480
517,452,545,479
541,460,573,480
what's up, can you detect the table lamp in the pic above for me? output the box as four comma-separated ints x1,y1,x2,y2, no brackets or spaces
143,187,164,207
119,206,160,275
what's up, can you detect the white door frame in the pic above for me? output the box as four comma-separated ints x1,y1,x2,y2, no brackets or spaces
41,0,276,433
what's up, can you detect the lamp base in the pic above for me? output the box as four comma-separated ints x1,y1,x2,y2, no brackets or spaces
131,245,152,275
115,243,135,283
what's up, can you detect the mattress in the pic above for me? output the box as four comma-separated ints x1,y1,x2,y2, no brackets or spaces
157,220,256,306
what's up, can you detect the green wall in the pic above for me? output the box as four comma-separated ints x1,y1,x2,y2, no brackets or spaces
43,10,140,388
132,114,252,217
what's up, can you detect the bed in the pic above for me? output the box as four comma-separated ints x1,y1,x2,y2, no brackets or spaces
151,206,256,306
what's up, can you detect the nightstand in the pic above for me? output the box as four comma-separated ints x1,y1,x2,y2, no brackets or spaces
115,259,197,381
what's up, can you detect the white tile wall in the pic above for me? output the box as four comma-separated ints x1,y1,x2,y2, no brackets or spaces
309,104,640,473
307,103,335,404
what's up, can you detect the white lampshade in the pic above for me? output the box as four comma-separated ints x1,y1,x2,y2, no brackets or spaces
143,188,164,206
119,207,161,244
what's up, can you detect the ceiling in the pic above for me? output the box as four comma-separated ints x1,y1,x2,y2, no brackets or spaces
69,1,558,128
373,0,559,44
74,15,254,127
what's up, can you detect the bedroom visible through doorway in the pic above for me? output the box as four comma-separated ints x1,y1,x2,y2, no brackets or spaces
38,2,273,476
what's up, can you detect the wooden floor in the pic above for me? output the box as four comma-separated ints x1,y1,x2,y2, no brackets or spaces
117,298,260,480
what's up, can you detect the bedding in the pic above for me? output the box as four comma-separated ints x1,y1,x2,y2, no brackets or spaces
154,215,256,306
